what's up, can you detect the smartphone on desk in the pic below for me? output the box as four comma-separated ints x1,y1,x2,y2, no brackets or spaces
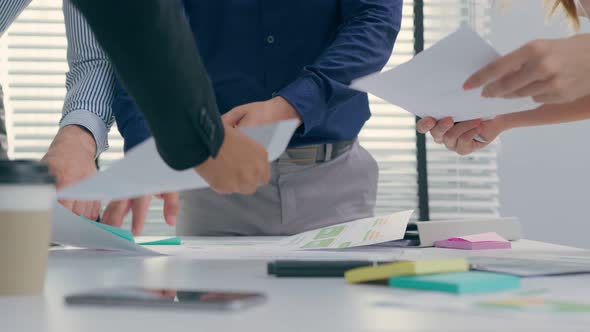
65,287,266,311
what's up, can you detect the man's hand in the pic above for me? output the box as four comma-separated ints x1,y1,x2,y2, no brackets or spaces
102,193,179,236
195,125,270,194
222,96,301,128
416,116,506,155
41,125,99,220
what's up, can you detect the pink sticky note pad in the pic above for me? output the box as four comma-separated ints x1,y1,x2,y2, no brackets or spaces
434,232,511,250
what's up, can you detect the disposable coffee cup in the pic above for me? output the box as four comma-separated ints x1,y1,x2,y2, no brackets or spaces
0,160,55,295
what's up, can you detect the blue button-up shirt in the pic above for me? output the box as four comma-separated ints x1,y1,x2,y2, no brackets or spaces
113,0,402,152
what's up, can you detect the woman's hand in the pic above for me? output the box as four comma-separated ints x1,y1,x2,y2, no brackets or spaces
416,116,506,155
464,34,590,104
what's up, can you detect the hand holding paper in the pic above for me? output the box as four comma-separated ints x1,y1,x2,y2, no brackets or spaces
464,34,590,105
195,125,270,195
416,115,505,155
57,120,299,201
102,192,179,236
351,25,539,122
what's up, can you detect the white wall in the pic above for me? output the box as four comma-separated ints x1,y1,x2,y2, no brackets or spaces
491,0,590,248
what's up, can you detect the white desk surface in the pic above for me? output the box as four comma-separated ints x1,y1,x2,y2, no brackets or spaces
2,239,589,332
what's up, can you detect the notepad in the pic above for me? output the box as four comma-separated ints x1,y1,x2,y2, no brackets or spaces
389,271,520,294
344,258,469,284
434,232,511,250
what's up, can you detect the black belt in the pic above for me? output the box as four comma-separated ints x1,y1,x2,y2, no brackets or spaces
278,140,355,165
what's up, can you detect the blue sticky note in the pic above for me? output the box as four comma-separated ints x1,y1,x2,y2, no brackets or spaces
389,271,520,294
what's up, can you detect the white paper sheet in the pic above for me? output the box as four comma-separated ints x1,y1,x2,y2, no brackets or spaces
276,210,414,249
351,25,540,122
51,208,413,257
151,244,406,261
57,120,300,201
51,203,159,255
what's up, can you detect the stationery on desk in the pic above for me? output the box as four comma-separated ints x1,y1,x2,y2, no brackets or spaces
268,261,386,278
434,232,511,250
51,203,414,256
350,25,539,122
389,271,521,295
344,259,469,284
469,256,590,277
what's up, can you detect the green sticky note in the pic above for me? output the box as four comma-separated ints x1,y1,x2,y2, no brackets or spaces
137,237,182,246
389,271,520,294
81,216,135,243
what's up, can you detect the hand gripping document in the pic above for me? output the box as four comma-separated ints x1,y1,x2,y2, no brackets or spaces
351,25,540,122
57,120,300,201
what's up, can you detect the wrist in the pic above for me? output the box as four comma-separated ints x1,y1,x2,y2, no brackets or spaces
50,125,97,160
494,114,512,133
271,96,302,122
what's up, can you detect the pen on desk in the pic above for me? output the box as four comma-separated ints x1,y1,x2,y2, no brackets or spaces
268,260,390,278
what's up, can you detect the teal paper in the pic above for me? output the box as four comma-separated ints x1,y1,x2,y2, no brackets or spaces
137,237,182,245
81,216,135,242
81,217,181,246
389,271,520,294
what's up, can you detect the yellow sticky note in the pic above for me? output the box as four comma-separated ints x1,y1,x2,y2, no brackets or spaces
345,258,469,284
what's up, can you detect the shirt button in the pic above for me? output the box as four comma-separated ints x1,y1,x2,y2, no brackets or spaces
266,35,275,44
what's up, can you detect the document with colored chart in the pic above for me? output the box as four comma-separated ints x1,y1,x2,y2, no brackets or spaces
276,210,414,250
51,207,413,256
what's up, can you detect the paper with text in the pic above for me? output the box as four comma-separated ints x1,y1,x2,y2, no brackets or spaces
351,25,539,122
276,210,414,250
57,120,299,201
51,207,413,256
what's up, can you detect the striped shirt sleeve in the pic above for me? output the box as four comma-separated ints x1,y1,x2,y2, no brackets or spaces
60,0,116,157
0,0,30,37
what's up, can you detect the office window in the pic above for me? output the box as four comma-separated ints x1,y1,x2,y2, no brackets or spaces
423,0,498,220
360,0,497,221
0,0,497,235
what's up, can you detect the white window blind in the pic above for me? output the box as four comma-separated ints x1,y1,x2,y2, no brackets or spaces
1,0,498,236
360,0,498,221
423,0,499,220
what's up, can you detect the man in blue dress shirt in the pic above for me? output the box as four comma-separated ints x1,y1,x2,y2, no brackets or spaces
104,0,402,235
